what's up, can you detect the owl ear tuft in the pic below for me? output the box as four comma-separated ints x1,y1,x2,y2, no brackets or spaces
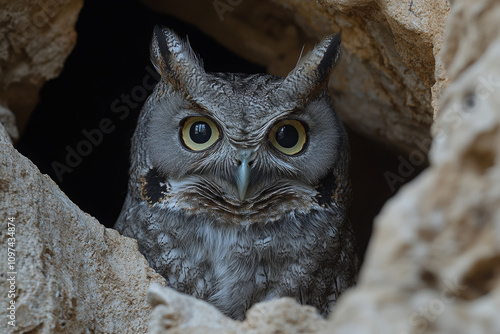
279,32,342,101
151,25,172,74
150,25,206,91
315,32,342,81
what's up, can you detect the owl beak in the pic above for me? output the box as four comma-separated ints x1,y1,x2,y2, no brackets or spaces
236,151,252,201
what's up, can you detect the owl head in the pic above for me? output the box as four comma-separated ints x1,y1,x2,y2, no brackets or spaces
132,26,349,225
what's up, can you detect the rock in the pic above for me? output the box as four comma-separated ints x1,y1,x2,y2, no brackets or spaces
1,0,449,151
0,104,18,143
148,285,241,334
148,284,327,334
0,0,83,134
141,0,450,152
0,123,166,333
326,0,500,332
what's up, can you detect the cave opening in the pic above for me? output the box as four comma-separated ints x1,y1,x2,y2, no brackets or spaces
15,0,426,263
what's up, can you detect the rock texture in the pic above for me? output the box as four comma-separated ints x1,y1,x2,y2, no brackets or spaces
2,0,500,333
146,0,500,332
328,0,500,332
0,0,83,134
0,0,449,152
0,104,18,143
148,284,327,334
0,123,166,333
141,0,450,152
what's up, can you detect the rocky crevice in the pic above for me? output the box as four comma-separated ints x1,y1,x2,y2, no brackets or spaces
2,0,500,333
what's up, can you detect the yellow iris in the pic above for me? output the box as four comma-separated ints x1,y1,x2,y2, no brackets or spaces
269,119,307,155
181,116,220,151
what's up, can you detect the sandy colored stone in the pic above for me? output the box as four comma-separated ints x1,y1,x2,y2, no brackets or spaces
0,0,83,134
141,0,449,153
148,284,327,334
149,285,241,334
0,123,166,333
326,0,500,332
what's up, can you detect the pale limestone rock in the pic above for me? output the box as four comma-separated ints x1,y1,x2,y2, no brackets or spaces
0,0,83,133
242,297,326,334
141,0,449,152
148,284,327,334
326,0,500,333
0,103,18,143
148,284,240,334
0,123,166,334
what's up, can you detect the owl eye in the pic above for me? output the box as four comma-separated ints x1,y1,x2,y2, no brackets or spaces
180,116,220,151
269,119,308,155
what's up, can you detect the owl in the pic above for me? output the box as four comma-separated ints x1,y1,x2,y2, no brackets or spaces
114,26,358,320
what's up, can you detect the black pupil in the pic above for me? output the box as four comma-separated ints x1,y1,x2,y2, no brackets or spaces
190,121,212,144
276,124,299,148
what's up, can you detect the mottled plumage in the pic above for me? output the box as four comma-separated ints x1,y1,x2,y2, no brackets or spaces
115,26,358,320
